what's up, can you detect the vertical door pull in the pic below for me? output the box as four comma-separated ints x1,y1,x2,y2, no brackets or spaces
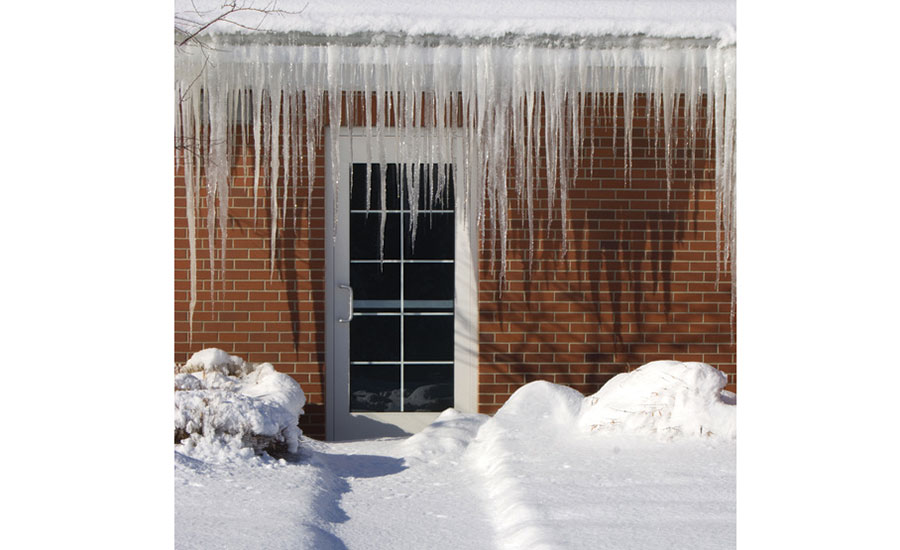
337,284,354,323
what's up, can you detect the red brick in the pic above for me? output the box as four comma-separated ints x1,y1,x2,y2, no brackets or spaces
176,91,736,440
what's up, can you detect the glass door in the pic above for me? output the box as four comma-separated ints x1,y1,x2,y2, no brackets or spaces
326,133,478,441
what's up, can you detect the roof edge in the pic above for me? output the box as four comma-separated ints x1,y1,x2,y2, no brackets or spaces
176,30,735,50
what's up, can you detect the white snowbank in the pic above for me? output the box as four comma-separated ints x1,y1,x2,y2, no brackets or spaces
402,408,489,464
175,349,306,460
578,360,736,439
175,0,736,44
463,365,734,549
494,380,585,428
465,381,586,550
475,360,735,441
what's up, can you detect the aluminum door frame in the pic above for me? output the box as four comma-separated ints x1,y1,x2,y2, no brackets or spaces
325,129,479,441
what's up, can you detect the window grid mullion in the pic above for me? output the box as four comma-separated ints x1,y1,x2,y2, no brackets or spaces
399,164,405,412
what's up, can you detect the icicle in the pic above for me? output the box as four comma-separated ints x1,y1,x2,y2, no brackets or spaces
269,87,281,275
214,86,230,287
575,46,588,188
525,87,536,264
661,50,679,205
252,78,263,223
620,55,635,184
175,88,182,175
292,92,301,228
241,89,249,191
175,38,738,337
721,48,738,330
403,45,421,250
491,49,511,283
302,47,317,224
361,48,374,214
511,48,526,215
587,53,600,184
327,44,343,245
523,45,539,264
203,79,228,292
177,86,198,344
544,48,559,232
685,50,700,191
374,47,388,262
282,90,290,226
708,48,725,280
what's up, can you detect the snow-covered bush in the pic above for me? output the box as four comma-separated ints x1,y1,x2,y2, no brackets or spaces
174,348,306,458
577,360,736,439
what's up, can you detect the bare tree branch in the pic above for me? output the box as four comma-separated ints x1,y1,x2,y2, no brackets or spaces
176,1,308,47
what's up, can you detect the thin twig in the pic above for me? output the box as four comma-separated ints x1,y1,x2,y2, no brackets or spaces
176,1,308,47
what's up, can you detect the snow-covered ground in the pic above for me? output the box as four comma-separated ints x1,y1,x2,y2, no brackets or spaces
176,360,736,549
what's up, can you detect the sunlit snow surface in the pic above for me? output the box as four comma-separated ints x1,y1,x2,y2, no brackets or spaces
175,364,736,549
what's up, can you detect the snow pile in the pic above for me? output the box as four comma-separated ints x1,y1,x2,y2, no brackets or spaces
463,370,734,549
175,348,306,460
494,380,585,428
401,408,489,464
465,382,585,550
179,347,249,376
469,361,735,442
578,360,736,439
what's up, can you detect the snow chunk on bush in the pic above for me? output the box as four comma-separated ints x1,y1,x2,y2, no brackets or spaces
175,349,306,459
180,347,251,376
577,360,735,439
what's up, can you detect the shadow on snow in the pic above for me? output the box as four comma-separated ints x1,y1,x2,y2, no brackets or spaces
277,445,408,549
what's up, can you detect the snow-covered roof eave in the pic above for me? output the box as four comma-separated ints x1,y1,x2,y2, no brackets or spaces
176,29,733,51
174,0,736,48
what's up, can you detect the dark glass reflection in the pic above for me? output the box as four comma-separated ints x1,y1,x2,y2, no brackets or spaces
350,163,401,211
404,364,454,412
351,263,400,311
404,213,454,259
404,316,454,361
351,213,400,260
404,263,454,306
350,364,401,412
350,316,400,362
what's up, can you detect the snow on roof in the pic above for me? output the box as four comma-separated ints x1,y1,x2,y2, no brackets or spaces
174,0,736,45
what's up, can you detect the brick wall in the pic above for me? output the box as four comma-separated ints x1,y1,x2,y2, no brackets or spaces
174,120,329,439
476,95,736,414
174,92,736,439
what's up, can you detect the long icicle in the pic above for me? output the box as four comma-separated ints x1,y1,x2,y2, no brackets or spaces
176,39,737,337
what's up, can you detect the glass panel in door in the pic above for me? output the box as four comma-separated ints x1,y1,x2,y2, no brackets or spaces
348,162,455,413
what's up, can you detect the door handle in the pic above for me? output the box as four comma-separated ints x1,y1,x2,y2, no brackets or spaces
337,284,354,323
